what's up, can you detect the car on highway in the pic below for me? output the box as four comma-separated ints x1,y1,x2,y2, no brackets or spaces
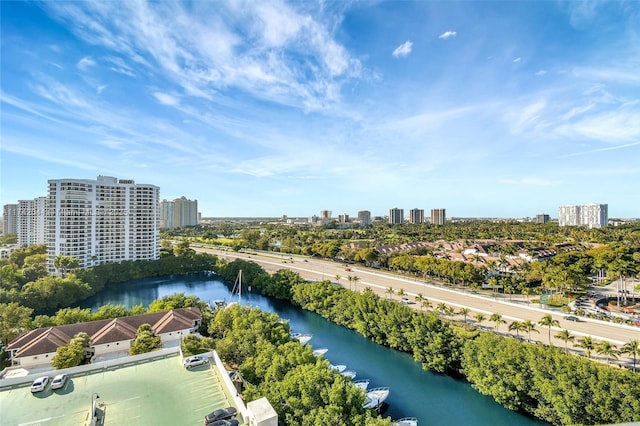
183,355,209,369
204,406,237,425
30,376,49,393
50,374,68,390
564,315,580,322
401,297,415,305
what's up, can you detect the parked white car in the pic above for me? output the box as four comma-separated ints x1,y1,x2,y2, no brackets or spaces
30,376,49,393
51,374,68,390
183,355,209,369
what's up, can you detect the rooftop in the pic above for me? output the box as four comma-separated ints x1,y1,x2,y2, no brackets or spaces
0,354,238,425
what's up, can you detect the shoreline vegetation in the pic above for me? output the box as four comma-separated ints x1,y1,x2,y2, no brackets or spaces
2,246,640,425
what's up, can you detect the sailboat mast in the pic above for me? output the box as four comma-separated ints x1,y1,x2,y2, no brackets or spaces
239,269,242,305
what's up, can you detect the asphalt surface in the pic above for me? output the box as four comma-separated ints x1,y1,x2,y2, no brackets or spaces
196,246,640,366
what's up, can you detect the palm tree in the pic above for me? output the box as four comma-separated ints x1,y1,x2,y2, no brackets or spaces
458,308,470,323
621,340,640,372
334,274,341,283
352,276,360,291
490,312,506,332
555,329,575,353
385,286,394,299
420,298,432,311
508,320,523,338
474,313,486,327
346,275,353,290
436,302,448,316
397,288,406,299
596,340,619,364
576,336,595,359
538,314,560,345
414,293,425,310
521,320,539,341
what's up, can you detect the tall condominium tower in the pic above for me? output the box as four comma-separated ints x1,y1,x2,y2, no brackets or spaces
409,208,424,224
559,204,608,228
46,175,159,272
3,204,18,235
389,208,404,225
17,197,47,246
159,196,198,229
431,208,446,225
535,214,550,224
357,210,371,226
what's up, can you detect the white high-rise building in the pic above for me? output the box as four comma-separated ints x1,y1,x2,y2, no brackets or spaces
46,175,159,272
3,204,18,235
558,204,608,228
357,210,371,227
17,197,47,246
159,197,198,229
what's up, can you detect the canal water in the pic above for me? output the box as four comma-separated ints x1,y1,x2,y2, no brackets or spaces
76,273,543,425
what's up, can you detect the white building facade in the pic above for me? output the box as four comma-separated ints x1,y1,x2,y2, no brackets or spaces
17,197,47,246
159,196,198,229
46,175,159,272
558,204,608,228
357,210,371,226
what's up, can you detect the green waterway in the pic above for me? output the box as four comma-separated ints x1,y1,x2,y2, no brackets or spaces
77,273,544,425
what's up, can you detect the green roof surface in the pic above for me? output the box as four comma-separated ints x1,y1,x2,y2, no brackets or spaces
0,354,237,426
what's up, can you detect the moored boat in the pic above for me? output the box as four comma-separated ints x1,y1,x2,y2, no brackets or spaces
353,379,369,391
312,348,328,356
341,370,357,380
330,364,347,373
291,333,313,345
393,417,418,426
363,387,390,410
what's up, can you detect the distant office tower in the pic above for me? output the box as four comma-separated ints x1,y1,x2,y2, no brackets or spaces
409,208,424,224
17,197,47,246
3,204,18,235
46,175,159,272
535,214,550,224
357,210,371,226
389,208,404,225
320,210,332,220
558,204,608,228
338,214,349,223
160,197,198,229
431,208,446,225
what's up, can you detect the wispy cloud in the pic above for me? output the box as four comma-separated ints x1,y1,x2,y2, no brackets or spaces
392,41,413,58
513,57,521,63
438,31,456,39
76,56,96,70
536,69,547,76
153,92,180,106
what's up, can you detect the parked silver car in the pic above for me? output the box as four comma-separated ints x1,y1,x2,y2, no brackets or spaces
30,376,49,393
183,355,209,369
51,374,68,390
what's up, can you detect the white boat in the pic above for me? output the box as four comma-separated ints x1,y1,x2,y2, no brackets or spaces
312,348,328,356
297,334,312,345
226,270,248,308
341,370,357,379
363,387,390,410
393,418,418,426
353,379,369,391
331,364,347,373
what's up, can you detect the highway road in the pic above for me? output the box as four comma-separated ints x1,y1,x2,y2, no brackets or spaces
195,246,640,364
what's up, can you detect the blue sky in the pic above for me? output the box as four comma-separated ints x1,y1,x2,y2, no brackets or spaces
1,1,639,219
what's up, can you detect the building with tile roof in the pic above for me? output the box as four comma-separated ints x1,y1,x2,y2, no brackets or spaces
7,307,201,368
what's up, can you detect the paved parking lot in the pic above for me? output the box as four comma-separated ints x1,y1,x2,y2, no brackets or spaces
0,354,233,426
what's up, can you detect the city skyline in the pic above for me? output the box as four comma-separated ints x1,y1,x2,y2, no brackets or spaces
2,2,639,218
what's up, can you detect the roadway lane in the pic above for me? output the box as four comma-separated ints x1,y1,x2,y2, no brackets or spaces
195,247,640,352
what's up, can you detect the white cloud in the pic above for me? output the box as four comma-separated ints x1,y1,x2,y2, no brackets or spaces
536,70,547,76
392,41,413,58
153,92,180,106
513,57,521,63
438,31,456,39
76,56,96,70
97,85,108,94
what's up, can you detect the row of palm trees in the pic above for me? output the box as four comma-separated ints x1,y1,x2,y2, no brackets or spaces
408,292,640,372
